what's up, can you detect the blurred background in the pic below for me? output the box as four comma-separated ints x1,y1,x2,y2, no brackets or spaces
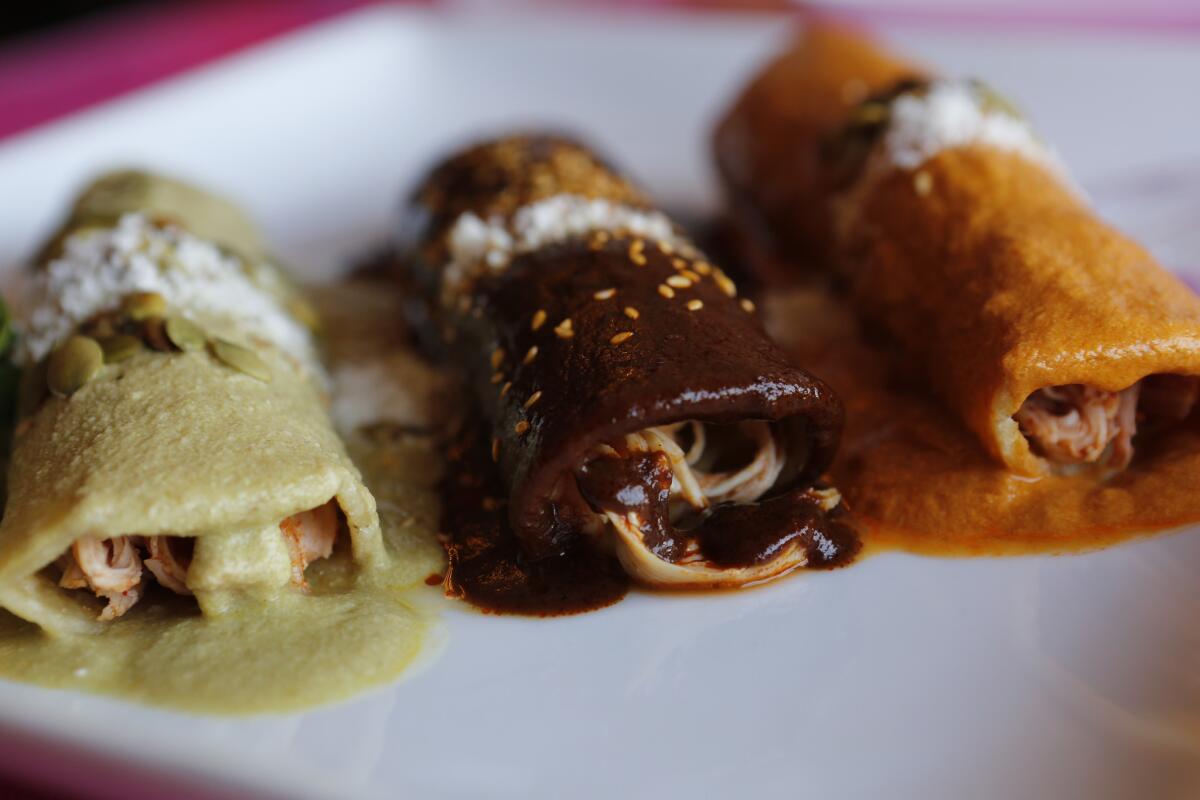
4,0,1200,143
2,1,141,40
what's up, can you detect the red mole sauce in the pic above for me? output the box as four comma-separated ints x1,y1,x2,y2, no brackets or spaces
765,289,1200,556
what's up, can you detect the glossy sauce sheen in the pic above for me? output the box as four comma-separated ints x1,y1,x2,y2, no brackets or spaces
577,452,677,559
766,290,1200,555
692,491,858,569
577,451,858,569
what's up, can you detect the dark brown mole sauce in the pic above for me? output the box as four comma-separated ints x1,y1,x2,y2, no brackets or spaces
576,451,860,571
438,422,629,616
576,451,680,560
691,489,859,569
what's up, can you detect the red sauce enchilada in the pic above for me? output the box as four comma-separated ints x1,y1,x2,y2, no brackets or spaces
715,25,1200,552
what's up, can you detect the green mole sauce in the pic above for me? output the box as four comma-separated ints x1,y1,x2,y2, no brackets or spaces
0,278,450,714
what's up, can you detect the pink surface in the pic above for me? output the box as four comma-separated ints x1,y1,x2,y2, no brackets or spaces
0,0,384,142
0,721,245,800
4,0,1200,142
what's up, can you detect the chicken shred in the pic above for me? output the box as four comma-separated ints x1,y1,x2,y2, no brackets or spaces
54,501,342,620
1015,383,1140,470
57,536,145,621
581,421,825,586
143,536,193,596
279,501,341,590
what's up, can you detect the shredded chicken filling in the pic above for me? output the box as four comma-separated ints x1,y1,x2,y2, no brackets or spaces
1015,375,1199,471
582,421,839,571
54,500,343,621
592,422,785,522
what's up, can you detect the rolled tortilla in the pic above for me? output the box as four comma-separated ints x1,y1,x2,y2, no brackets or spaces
403,135,852,589
36,169,264,264
0,174,384,634
714,25,1200,476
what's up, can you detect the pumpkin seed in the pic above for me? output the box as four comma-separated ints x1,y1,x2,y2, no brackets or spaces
97,334,143,363
122,291,167,321
46,335,103,397
165,316,206,352
211,339,271,382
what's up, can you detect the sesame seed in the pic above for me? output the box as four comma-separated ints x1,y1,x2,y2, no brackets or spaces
624,306,640,320
523,345,539,365
657,240,674,255
593,288,616,301
658,284,675,299
714,270,737,297
681,269,701,282
515,420,530,435
500,381,512,397
523,390,542,409
913,170,934,196
531,309,547,330
554,318,574,338
740,298,756,313
694,261,713,276
672,257,688,270
491,371,504,384
666,275,692,289
629,239,647,266
686,299,704,311
491,438,500,462
491,348,505,369
610,331,634,345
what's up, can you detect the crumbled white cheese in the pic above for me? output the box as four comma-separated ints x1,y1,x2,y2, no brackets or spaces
442,194,689,297
883,80,1064,174
21,214,316,367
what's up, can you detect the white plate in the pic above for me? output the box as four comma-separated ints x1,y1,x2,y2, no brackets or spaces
2,7,1200,799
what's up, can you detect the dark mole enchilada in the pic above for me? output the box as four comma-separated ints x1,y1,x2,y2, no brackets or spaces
401,135,855,614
